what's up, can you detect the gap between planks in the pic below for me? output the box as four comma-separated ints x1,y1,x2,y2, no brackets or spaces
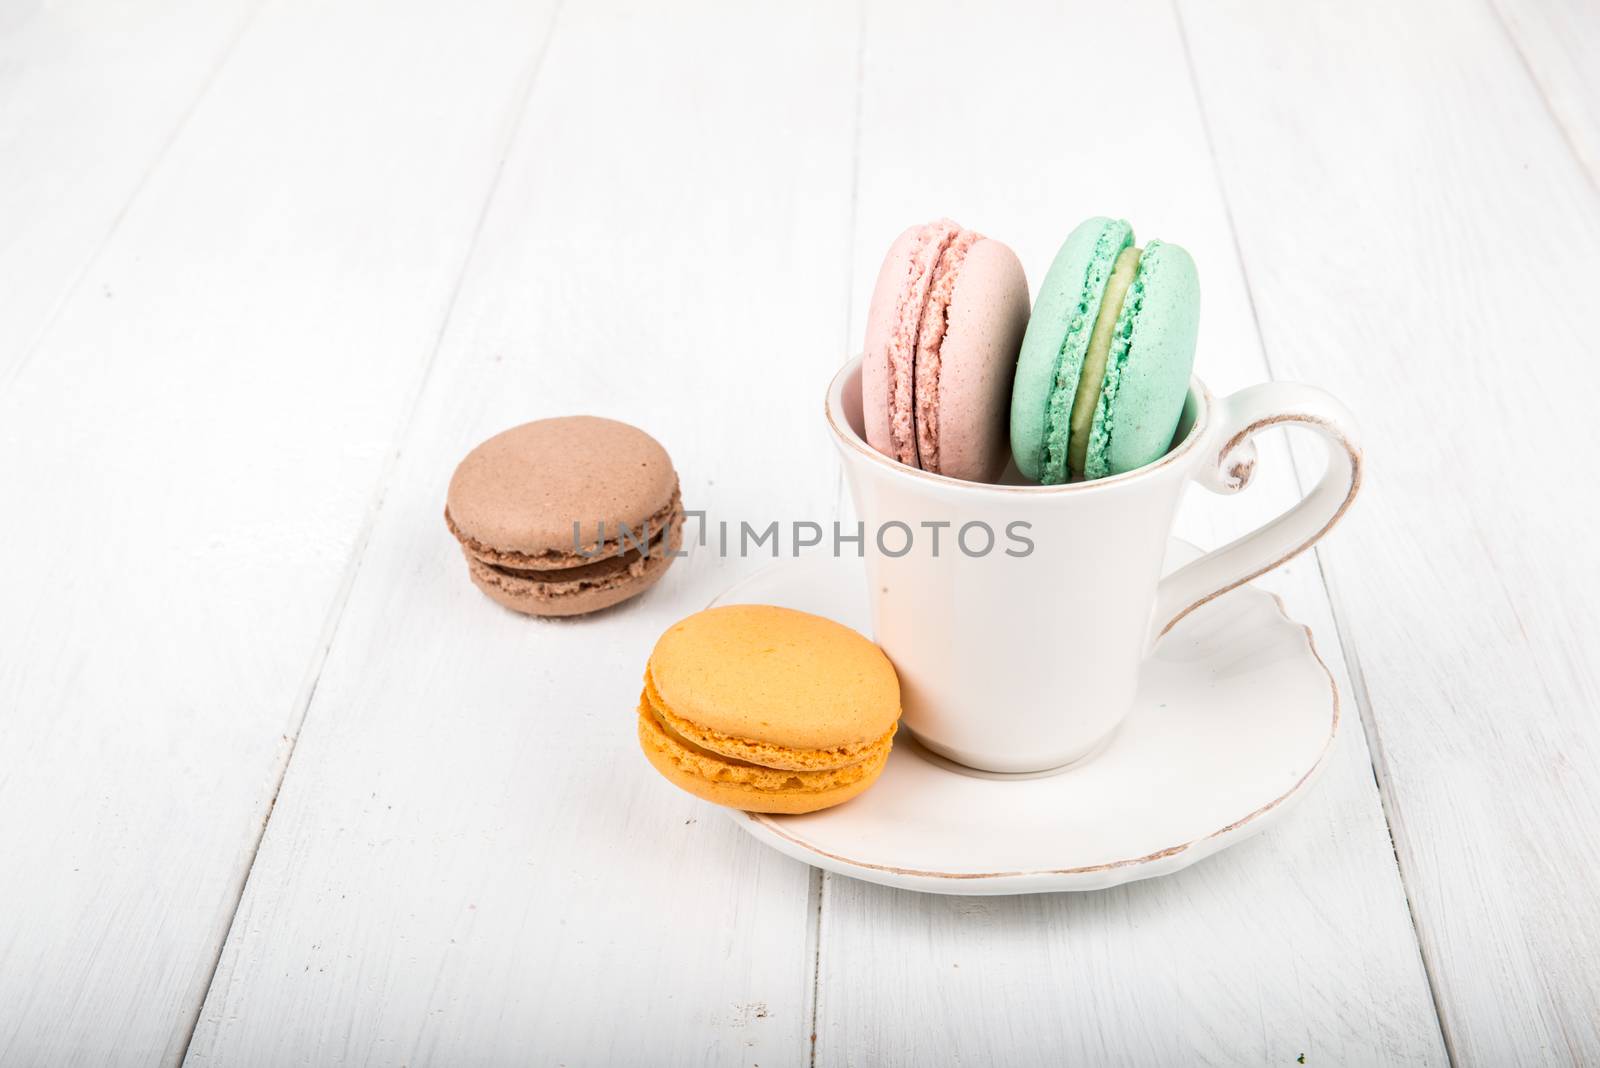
805,867,827,1068
1168,0,1454,1060
1158,0,1599,1061
1483,0,1600,198
810,6,866,1064
1,0,267,396
172,7,566,1062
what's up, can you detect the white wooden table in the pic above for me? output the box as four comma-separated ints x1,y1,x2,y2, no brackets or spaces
3,1,1596,1064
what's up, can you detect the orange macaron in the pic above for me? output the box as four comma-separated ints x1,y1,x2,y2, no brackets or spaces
638,605,901,814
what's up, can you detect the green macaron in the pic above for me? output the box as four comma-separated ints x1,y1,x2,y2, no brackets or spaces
1010,217,1200,483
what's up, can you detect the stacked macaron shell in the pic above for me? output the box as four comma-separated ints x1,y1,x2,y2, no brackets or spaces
862,219,1030,483
445,416,684,616
1010,217,1200,483
638,605,901,814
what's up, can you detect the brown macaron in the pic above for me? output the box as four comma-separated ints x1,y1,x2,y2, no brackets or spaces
445,416,684,617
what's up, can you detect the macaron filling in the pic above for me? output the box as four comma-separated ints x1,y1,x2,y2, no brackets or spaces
887,220,987,470
447,487,682,571
885,223,957,465
1083,242,1165,480
638,689,892,795
452,488,683,613
912,228,981,474
644,672,893,772
464,510,682,608
1037,222,1134,484
1067,245,1142,476
487,528,667,582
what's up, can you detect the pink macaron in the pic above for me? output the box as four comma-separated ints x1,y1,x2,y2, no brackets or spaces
861,219,1029,482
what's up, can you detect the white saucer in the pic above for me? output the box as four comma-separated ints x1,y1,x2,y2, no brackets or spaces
709,540,1339,895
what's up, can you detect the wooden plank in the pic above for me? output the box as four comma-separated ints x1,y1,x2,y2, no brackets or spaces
182,2,859,1063
1177,0,1600,1062
1491,0,1600,186
815,0,1448,1063
0,2,557,1063
0,0,258,376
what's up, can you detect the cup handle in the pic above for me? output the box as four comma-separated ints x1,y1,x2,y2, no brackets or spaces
1151,382,1364,641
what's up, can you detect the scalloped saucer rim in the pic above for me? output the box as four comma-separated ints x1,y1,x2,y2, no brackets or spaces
708,541,1339,895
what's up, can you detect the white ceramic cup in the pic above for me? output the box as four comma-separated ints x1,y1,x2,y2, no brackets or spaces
825,355,1363,774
